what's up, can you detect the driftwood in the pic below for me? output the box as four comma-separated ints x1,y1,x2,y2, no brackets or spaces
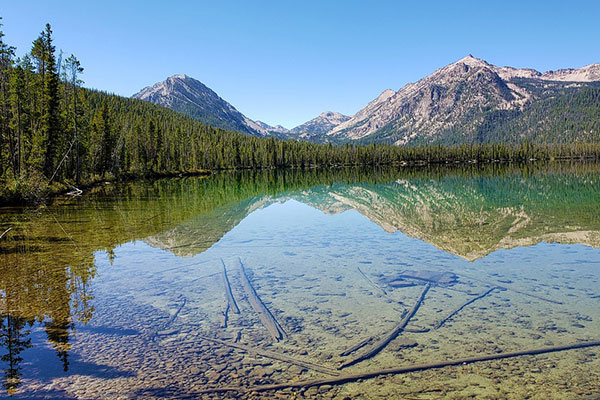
0,227,11,241
238,258,286,341
198,335,339,376
435,286,499,329
168,297,187,327
340,283,431,369
198,340,600,394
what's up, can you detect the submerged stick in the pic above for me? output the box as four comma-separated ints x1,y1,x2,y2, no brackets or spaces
221,259,240,313
221,259,239,328
198,340,600,394
222,301,230,328
340,309,409,357
435,287,499,329
0,227,11,241
238,258,287,341
198,335,339,376
339,337,373,357
340,283,431,369
404,327,430,333
417,260,562,305
357,266,388,296
166,297,187,327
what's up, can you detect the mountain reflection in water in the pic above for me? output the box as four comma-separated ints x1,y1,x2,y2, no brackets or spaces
1,162,599,398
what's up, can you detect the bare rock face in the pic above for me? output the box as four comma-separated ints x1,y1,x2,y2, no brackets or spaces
291,111,351,139
327,55,600,144
133,74,270,136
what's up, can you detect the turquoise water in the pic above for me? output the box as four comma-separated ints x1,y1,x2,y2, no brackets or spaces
1,165,599,399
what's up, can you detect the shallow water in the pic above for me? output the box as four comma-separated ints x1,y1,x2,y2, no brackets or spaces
1,164,600,399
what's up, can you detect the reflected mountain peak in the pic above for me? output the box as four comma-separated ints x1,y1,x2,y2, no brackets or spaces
140,165,600,261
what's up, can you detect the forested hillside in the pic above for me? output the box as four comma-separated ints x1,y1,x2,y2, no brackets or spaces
1,19,599,204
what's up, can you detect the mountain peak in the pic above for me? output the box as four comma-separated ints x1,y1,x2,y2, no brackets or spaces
319,111,345,118
291,111,350,136
133,74,265,136
456,54,491,67
169,73,190,80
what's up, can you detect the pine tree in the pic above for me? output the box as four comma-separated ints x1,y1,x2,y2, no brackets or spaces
39,24,62,178
63,55,83,183
0,16,15,177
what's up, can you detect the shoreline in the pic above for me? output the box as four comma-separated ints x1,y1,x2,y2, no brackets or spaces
1,156,599,207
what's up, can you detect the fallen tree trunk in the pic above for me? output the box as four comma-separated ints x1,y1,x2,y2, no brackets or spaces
238,258,286,341
339,283,431,369
198,340,600,394
435,286,499,329
198,335,339,376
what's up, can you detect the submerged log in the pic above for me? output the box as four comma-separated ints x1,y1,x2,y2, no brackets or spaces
435,286,499,329
198,340,600,394
340,283,431,369
238,258,287,341
198,335,339,376
221,259,240,314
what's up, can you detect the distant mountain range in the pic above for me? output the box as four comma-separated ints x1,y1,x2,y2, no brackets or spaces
132,74,350,137
133,56,600,145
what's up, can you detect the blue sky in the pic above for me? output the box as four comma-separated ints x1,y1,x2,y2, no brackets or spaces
2,1,599,128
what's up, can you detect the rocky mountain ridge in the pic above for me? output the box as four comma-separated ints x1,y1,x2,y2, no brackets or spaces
134,56,600,145
132,74,269,136
328,55,600,144
133,74,350,137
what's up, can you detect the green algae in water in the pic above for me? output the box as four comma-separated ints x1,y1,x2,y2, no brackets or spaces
1,164,600,399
